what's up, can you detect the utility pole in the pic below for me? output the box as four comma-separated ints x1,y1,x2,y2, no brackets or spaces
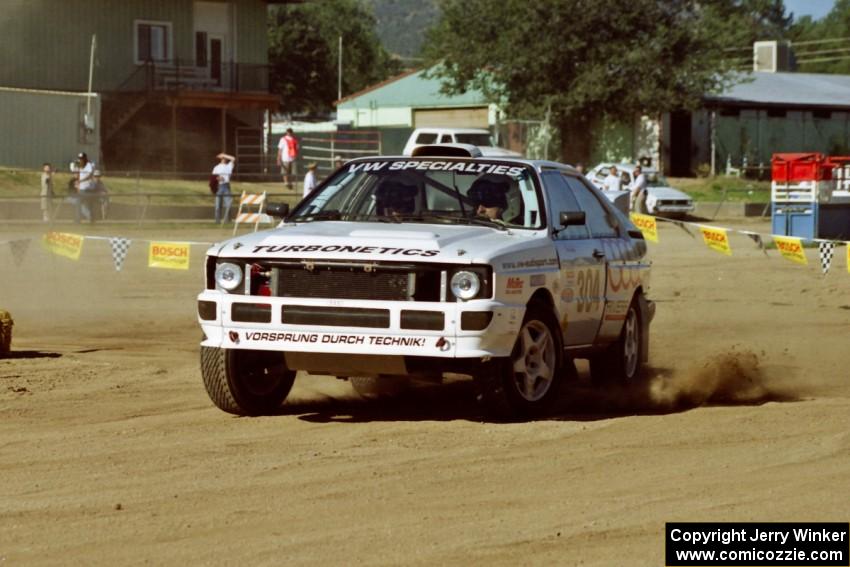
338,35,343,101
85,34,96,132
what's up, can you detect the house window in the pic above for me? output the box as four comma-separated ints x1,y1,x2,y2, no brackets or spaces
135,20,172,63
195,32,208,67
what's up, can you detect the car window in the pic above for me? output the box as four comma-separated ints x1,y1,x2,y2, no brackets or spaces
415,133,437,144
293,159,544,230
562,175,619,238
438,134,452,143
541,171,589,240
455,133,493,146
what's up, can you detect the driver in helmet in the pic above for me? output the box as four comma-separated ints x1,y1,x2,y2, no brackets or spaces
375,180,417,218
468,177,509,221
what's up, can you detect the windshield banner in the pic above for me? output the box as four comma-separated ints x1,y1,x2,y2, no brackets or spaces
349,160,525,177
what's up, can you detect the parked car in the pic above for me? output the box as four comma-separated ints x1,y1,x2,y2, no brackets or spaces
403,128,522,157
588,163,695,217
198,144,655,419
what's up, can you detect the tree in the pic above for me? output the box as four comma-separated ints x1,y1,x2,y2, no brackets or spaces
423,0,770,164
269,0,401,115
790,0,850,74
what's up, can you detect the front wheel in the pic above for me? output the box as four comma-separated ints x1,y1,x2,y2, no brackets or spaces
201,347,295,416
589,295,645,384
475,302,570,420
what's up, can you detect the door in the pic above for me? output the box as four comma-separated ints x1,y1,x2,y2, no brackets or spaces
209,35,223,86
541,171,606,346
669,111,692,176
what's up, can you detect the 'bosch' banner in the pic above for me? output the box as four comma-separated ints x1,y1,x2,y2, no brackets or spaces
42,232,84,260
148,241,190,270
699,226,732,256
629,213,658,243
773,235,808,265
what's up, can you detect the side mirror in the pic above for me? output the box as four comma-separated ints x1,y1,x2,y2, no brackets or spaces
559,211,586,226
266,203,290,219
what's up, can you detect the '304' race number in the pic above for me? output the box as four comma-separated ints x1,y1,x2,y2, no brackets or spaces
576,268,601,313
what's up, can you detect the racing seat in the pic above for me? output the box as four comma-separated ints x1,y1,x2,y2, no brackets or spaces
374,180,418,217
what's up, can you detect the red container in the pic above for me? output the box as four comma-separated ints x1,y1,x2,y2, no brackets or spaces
771,153,832,182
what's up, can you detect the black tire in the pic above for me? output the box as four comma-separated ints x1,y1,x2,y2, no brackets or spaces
475,302,569,420
200,347,295,416
589,294,645,384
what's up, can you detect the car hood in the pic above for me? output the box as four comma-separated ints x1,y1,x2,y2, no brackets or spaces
647,186,691,200
212,221,547,265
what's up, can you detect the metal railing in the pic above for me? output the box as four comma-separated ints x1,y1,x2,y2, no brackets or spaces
113,59,271,94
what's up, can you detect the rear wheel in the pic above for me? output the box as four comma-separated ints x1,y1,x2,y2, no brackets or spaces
590,295,644,384
201,347,295,416
476,302,569,420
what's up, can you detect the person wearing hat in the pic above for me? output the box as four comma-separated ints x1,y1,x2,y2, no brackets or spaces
303,163,319,198
74,152,96,223
375,180,417,218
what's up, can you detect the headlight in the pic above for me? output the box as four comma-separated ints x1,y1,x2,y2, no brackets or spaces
215,262,243,291
450,270,481,300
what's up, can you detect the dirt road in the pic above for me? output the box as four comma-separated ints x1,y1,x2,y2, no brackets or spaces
1,220,848,565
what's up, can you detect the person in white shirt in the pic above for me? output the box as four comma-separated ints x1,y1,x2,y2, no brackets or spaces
630,165,648,213
603,166,622,192
277,128,299,190
303,163,318,197
212,152,236,223
74,152,96,223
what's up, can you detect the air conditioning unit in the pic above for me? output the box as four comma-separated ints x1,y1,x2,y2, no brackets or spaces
753,40,794,72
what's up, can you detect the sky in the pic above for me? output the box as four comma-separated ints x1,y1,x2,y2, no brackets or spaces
784,0,836,20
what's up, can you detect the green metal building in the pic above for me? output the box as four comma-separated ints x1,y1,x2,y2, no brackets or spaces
0,0,284,174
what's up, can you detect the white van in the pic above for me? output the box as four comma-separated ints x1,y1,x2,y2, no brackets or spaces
402,127,522,157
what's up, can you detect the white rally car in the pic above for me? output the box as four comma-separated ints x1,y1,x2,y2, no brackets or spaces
198,145,654,419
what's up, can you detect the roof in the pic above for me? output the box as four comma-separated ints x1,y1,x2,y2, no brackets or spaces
707,71,850,109
336,67,490,109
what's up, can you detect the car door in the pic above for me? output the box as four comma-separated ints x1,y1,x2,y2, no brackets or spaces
541,170,606,346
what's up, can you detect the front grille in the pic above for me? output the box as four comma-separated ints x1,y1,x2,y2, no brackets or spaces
276,267,410,300
282,306,390,328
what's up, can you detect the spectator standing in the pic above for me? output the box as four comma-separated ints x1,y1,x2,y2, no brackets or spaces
630,165,648,213
603,166,622,192
212,152,236,224
303,163,318,197
40,163,54,222
75,152,96,223
277,128,299,190
334,156,344,171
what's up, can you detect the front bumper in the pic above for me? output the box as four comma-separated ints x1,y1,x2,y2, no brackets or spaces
197,291,525,359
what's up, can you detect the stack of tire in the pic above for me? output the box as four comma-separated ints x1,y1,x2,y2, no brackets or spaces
0,310,12,357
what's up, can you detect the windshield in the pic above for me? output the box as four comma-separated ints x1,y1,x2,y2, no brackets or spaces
291,159,544,229
454,133,493,147
644,171,669,187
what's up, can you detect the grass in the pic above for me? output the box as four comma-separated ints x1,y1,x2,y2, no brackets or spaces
667,175,772,203
1,166,771,205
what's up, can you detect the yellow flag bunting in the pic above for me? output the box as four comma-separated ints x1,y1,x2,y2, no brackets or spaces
699,226,732,256
42,231,84,260
148,241,191,270
773,235,808,265
629,213,658,242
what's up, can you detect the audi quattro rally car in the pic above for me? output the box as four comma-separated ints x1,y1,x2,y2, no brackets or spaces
198,145,654,419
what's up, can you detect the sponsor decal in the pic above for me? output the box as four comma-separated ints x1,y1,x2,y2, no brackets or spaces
42,231,84,260
529,274,546,287
243,331,427,348
608,265,642,292
576,268,602,313
252,244,439,257
629,213,658,243
349,161,525,177
229,331,240,344
505,276,524,294
501,258,558,270
603,300,629,321
149,241,190,270
699,226,732,256
560,288,574,303
773,235,807,265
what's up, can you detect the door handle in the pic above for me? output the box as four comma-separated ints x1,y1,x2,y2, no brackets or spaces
592,249,605,259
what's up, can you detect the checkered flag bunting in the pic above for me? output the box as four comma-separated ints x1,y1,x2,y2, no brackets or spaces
745,232,768,256
8,238,31,267
109,237,132,272
818,241,835,275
